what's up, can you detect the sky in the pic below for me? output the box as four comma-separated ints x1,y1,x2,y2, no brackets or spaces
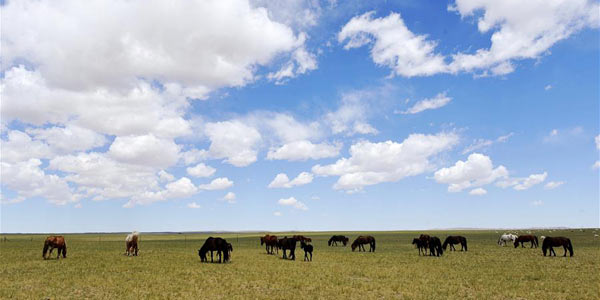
1,0,599,233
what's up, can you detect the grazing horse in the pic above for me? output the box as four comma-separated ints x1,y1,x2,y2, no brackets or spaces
43,236,67,259
293,235,312,243
443,236,467,251
418,234,431,255
198,237,230,263
514,235,538,248
428,236,443,257
260,235,278,254
328,235,349,246
542,237,573,257
125,231,139,256
277,236,298,260
300,241,313,261
351,236,376,252
498,234,517,246
412,238,427,256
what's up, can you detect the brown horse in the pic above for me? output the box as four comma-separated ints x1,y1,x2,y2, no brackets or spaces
443,236,467,251
43,236,67,259
125,231,139,256
514,235,538,248
542,237,573,257
418,234,431,255
260,235,278,254
277,236,298,260
293,235,312,243
351,236,376,252
328,235,349,246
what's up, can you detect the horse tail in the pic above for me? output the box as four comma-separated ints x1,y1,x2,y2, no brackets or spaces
442,238,448,251
372,239,376,252
463,238,467,251
437,239,443,256
62,243,67,258
567,239,574,256
534,236,538,247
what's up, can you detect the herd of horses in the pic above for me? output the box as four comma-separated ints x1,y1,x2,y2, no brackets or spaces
40,232,575,262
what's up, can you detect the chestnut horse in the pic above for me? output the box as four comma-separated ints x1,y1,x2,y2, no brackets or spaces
443,236,467,251
328,235,349,246
542,237,573,257
351,236,376,252
125,231,139,256
514,235,538,248
260,235,278,254
293,235,312,243
43,236,67,259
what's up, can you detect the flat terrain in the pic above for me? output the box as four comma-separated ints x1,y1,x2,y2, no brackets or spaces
1,230,598,299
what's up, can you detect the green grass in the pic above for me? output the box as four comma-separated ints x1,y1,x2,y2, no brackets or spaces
1,229,598,299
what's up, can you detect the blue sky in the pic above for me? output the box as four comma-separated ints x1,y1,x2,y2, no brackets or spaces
1,0,599,233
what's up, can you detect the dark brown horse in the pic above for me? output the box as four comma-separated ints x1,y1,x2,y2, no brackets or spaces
328,235,349,246
125,231,139,256
412,238,427,256
542,237,573,257
198,237,230,263
428,236,443,256
443,236,467,251
260,234,278,254
418,234,431,255
351,236,376,252
293,235,312,243
300,241,313,261
514,235,538,248
43,236,67,259
277,236,298,260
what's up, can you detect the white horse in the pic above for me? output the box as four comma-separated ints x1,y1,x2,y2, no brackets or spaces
125,231,140,256
498,233,517,246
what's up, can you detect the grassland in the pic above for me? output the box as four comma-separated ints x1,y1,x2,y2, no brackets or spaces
1,229,598,299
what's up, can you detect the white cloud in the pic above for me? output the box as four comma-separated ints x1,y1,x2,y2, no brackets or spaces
188,202,201,209
268,172,313,188
462,133,513,154
593,161,600,169
338,11,447,77
469,187,487,196
400,92,452,114
199,177,234,191
181,149,209,166
204,120,262,167
434,153,508,192
278,196,308,210
108,134,180,169
273,211,282,217
325,89,380,136
313,132,459,191
550,129,559,136
531,200,543,206
26,124,107,155
496,172,548,191
449,0,599,76
158,170,175,183
1,130,53,164
544,181,564,190
266,140,340,161
544,85,553,91
186,163,216,178
222,192,236,204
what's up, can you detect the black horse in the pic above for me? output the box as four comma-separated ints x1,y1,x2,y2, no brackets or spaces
300,241,313,261
412,238,427,256
442,236,467,251
198,237,230,263
542,237,573,257
328,235,349,246
277,236,297,260
428,236,443,257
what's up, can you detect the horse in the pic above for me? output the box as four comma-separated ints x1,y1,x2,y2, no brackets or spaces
514,235,538,248
498,233,517,246
300,241,313,261
328,235,349,246
43,236,67,259
412,238,427,256
277,236,297,260
351,236,376,252
293,235,312,243
428,236,443,257
443,236,467,251
260,235,278,254
125,231,139,256
417,234,431,254
542,237,573,257
198,237,230,263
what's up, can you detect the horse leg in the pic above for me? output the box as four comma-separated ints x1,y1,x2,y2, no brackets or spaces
563,245,568,257
210,251,214,263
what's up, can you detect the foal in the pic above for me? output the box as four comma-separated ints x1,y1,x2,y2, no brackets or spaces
300,241,313,261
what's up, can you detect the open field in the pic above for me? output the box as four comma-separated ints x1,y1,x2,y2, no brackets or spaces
1,229,598,299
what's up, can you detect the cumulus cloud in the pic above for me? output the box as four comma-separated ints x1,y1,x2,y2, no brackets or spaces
325,88,380,136
204,121,262,167
278,196,308,210
544,181,564,190
26,125,107,155
108,134,180,169
469,188,487,196
188,202,201,209
266,140,340,161
434,153,508,192
399,92,452,114
268,172,313,188
313,132,459,191
496,172,548,191
222,192,236,204
186,163,216,178
198,177,234,191
462,133,514,154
